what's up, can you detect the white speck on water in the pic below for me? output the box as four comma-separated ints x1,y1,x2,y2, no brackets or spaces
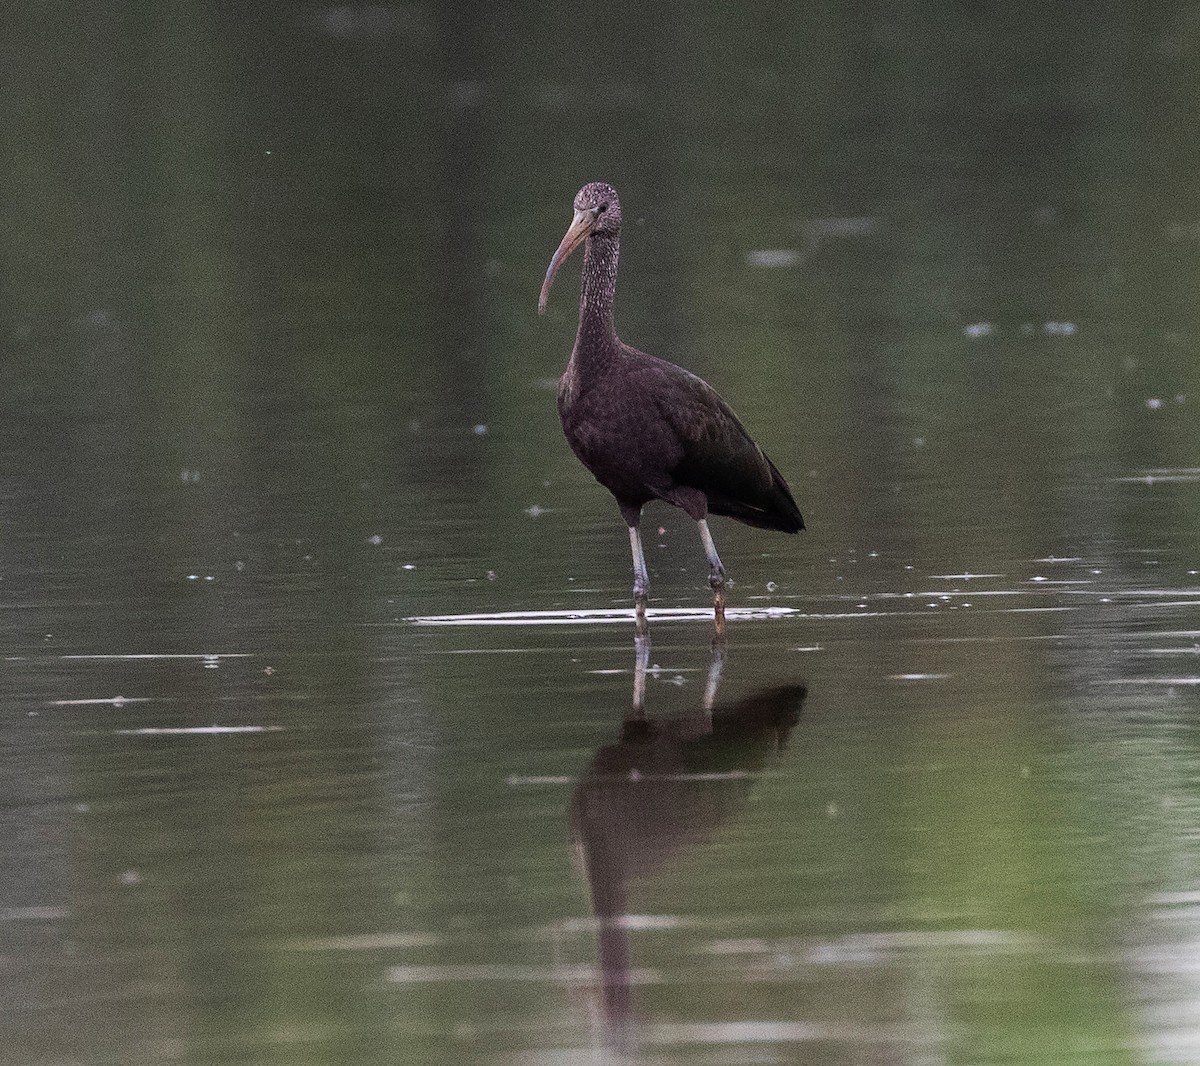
747,249,801,268
473,424,488,435
180,469,201,483
486,570,497,581
963,322,994,338
187,574,198,581
766,581,778,592
889,673,952,681
1043,321,1077,335
235,560,245,571
402,564,416,571
525,504,547,518
913,437,925,448
826,802,839,818
367,534,383,546
1146,398,1164,410
120,870,142,885
1176,393,1186,404
1031,575,1048,583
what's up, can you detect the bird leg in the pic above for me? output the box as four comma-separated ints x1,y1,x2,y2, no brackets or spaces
696,519,727,633
626,516,649,633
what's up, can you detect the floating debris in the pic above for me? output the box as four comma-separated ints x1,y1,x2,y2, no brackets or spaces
963,322,994,338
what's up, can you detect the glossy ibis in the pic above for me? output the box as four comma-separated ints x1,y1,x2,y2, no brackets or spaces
539,182,804,631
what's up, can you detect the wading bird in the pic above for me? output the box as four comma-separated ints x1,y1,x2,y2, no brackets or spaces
539,182,803,632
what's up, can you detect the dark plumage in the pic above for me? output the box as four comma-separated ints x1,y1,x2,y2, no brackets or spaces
539,182,804,629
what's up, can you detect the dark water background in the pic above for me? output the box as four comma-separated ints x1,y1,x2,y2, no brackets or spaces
4,4,1200,1064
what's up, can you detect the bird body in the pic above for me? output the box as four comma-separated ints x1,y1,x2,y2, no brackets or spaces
559,344,802,533
539,182,803,629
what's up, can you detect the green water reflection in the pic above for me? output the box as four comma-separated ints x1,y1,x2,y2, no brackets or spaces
3,3,1200,1064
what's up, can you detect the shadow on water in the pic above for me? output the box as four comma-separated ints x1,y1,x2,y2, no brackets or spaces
568,634,807,1056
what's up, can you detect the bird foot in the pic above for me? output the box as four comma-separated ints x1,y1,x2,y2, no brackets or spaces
712,586,727,636
634,592,649,635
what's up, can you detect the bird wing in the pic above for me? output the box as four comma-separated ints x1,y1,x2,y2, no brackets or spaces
634,360,766,477
629,354,803,532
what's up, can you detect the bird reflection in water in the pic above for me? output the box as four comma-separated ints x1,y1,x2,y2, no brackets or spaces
567,634,807,1055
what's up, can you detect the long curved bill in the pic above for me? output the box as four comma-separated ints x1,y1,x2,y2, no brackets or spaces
538,208,595,315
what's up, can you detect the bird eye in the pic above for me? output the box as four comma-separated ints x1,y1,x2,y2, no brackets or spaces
597,203,608,213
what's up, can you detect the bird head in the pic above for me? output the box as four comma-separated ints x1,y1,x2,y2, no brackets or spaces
538,182,621,314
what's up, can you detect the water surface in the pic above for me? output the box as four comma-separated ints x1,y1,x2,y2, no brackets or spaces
3,4,1200,1064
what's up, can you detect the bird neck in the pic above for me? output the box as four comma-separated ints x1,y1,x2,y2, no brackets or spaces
576,232,620,352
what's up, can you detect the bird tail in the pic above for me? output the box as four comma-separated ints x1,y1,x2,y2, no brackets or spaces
709,456,805,533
